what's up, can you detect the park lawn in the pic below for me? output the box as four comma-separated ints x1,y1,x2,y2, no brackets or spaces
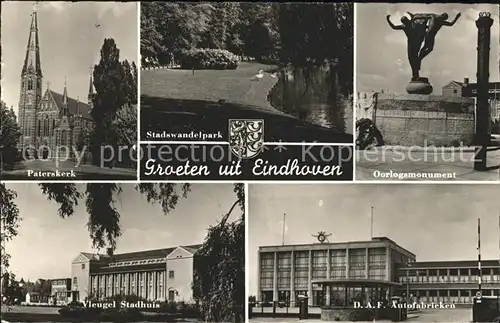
141,62,278,111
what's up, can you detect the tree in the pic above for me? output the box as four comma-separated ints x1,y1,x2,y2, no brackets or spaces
1,183,245,322
0,185,21,271
192,195,244,322
140,2,167,59
154,2,214,62
244,20,277,62
0,102,21,168
1,183,243,265
90,38,137,166
1,272,25,303
112,103,137,147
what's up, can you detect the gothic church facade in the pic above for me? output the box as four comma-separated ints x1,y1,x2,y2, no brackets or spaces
17,8,94,156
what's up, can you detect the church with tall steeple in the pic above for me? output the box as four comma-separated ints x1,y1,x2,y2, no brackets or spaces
17,6,94,155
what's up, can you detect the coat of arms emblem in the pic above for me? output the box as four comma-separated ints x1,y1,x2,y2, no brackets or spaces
228,119,264,159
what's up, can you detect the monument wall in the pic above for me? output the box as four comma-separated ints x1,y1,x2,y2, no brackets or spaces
374,94,475,147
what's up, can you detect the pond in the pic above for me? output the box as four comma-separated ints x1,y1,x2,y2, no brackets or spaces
268,64,353,135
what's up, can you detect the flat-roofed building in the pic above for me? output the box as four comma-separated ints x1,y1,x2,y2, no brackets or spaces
257,237,416,306
395,259,500,305
257,236,500,307
70,244,201,303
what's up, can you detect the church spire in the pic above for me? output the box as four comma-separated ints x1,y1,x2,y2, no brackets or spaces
17,3,43,152
62,77,69,116
63,77,68,105
22,4,42,77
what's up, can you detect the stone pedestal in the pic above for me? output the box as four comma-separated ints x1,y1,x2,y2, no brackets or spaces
373,94,475,147
406,77,433,95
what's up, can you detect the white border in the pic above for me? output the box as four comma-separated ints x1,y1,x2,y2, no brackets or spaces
136,1,141,181
140,141,354,146
244,182,250,321
353,2,358,182
2,180,499,184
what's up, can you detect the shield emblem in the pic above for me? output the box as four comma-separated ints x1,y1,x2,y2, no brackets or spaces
228,119,264,159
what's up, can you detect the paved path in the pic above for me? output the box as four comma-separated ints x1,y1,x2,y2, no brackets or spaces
408,308,471,322
250,308,471,322
356,147,500,181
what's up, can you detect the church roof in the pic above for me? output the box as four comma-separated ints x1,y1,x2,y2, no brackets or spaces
49,90,92,120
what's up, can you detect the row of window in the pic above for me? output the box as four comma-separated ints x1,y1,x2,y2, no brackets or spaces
399,275,500,284
399,268,500,276
108,258,167,267
89,271,173,300
263,249,387,269
263,268,387,288
409,289,498,297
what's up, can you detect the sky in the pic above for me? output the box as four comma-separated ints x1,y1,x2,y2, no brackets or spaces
1,1,138,115
357,3,500,94
248,184,500,296
4,183,242,282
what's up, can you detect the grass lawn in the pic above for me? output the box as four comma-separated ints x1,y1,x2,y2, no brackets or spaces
140,61,353,143
141,62,278,111
0,305,202,322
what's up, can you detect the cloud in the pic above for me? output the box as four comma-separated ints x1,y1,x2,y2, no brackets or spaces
96,2,136,19
37,2,70,13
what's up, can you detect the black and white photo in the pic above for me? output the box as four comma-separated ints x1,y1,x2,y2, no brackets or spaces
1,1,138,180
356,3,500,181
140,2,353,144
0,183,245,322
138,2,355,181
248,183,500,322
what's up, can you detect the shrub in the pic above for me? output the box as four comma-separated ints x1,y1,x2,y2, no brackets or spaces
178,49,239,70
179,302,201,318
157,301,201,318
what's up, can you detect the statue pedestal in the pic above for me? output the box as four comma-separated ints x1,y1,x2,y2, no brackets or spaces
406,77,433,95
373,94,475,146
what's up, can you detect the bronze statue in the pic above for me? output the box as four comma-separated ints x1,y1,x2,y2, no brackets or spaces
387,12,461,94
386,14,429,78
408,12,461,61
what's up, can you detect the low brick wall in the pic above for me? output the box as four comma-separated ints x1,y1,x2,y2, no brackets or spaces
374,94,475,147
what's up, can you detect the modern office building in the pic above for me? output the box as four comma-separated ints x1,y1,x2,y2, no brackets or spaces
70,244,201,303
49,278,72,305
257,237,415,306
257,237,499,306
395,260,500,304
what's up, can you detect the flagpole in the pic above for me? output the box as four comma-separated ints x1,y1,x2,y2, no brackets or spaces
282,213,286,246
478,217,482,295
371,206,374,239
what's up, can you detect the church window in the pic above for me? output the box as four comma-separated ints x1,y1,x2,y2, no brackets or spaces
52,119,56,131
27,79,33,90
38,120,41,136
